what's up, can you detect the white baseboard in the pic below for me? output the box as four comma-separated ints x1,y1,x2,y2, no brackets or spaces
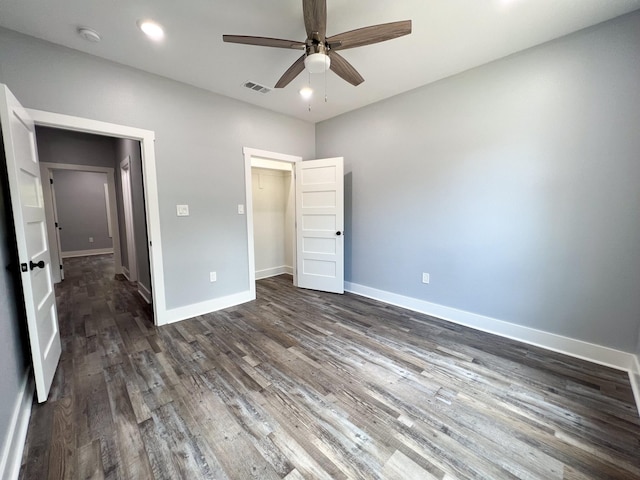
138,282,152,304
61,247,114,258
344,282,635,373
158,290,254,326
121,267,131,281
255,265,293,280
0,372,33,480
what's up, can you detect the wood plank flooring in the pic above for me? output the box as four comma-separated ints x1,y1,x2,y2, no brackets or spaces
19,254,640,479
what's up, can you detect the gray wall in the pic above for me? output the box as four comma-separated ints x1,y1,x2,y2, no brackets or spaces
36,126,117,168
316,12,640,352
0,27,315,309
115,138,151,292
0,159,29,460
53,170,112,252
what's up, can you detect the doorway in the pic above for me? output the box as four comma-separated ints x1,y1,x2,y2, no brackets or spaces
243,148,301,299
26,108,167,325
251,162,295,281
243,147,346,297
40,161,122,284
36,126,152,306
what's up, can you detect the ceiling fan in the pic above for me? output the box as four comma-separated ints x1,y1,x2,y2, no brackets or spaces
223,0,412,88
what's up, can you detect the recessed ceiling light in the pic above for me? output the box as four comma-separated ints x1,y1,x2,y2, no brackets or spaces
77,27,101,43
137,20,164,41
300,87,313,100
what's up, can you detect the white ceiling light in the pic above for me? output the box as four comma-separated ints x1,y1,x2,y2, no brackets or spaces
299,87,313,100
77,27,101,43
137,20,164,41
304,53,330,74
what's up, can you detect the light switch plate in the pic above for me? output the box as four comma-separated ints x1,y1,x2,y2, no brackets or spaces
237,204,245,215
176,204,189,216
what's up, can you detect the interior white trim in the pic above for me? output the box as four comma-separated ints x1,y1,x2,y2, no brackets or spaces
138,282,152,304
41,168,64,282
121,266,131,281
119,156,138,282
256,265,293,280
251,158,294,171
104,183,112,238
630,354,640,416
27,109,166,326
345,281,635,372
61,248,114,258
163,290,254,325
243,147,301,300
0,372,33,480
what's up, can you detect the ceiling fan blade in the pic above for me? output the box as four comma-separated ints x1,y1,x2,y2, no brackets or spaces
327,20,412,51
275,54,307,88
328,51,364,86
303,0,327,40
223,35,305,50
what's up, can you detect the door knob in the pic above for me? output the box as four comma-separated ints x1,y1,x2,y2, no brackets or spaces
336,231,342,236
29,260,45,270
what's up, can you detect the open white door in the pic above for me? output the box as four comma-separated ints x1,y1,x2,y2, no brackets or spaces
0,85,61,403
295,157,344,294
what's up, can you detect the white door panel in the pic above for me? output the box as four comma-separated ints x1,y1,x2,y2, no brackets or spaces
295,157,344,294
0,84,61,403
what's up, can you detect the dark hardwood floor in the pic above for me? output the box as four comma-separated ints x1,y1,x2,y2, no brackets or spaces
18,254,640,479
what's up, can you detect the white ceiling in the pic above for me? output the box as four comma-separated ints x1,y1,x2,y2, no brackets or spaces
1,0,639,123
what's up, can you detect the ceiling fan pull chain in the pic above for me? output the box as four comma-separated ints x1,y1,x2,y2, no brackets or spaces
308,71,312,112
324,65,327,103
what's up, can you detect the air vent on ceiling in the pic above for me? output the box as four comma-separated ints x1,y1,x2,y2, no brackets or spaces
243,81,271,94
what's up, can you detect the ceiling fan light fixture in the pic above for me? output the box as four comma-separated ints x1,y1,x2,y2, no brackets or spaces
304,53,330,74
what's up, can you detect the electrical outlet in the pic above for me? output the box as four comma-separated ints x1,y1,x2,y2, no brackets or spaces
422,272,430,284
176,204,190,216
89,237,94,243
209,271,217,283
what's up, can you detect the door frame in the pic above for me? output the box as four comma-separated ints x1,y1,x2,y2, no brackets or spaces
40,162,122,283
243,147,301,299
27,109,167,326
43,168,65,281
119,156,137,282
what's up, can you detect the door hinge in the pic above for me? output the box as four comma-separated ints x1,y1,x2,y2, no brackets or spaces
20,263,27,272
55,222,58,228
60,264,63,270
149,241,152,247
50,178,53,184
